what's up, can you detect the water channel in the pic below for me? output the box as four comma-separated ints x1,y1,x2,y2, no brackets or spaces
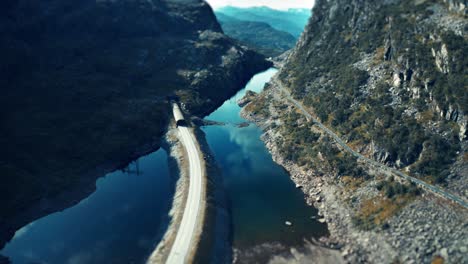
1,68,327,263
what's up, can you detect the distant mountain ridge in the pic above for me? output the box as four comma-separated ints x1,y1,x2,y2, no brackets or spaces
216,6,311,38
215,6,311,57
215,12,297,57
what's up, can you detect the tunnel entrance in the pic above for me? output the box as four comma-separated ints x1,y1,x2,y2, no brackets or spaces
176,119,188,127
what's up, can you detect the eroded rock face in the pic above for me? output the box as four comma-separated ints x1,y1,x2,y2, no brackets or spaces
0,0,270,250
240,0,467,263
443,0,467,14
280,0,466,174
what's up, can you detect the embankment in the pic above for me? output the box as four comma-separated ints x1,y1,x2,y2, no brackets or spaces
147,121,231,263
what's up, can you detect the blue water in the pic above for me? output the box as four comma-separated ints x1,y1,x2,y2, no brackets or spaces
1,68,327,263
1,150,173,264
203,68,328,248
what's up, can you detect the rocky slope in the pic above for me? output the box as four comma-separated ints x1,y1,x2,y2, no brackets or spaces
242,0,467,263
280,0,467,184
242,82,467,263
0,0,270,252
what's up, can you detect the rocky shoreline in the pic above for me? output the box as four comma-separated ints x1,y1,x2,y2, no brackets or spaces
240,82,468,263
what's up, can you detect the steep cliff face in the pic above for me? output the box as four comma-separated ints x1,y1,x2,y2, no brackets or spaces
0,0,270,251
280,0,467,183
241,0,467,262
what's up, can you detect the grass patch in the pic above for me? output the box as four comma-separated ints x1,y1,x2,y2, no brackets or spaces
341,176,365,191
244,95,270,117
353,193,416,230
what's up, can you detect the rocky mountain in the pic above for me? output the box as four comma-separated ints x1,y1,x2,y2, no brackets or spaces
242,0,467,262
216,6,311,38
215,12,297,57
280,0,467,184
0,0,270,252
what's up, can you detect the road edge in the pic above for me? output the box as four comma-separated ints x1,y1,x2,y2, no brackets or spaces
146,122,208,264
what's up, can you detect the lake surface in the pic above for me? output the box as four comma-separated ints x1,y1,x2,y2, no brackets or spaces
203,68,328,248
0,150,173,264
1,68,327,263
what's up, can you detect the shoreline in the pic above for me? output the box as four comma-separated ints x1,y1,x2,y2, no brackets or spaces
147,122,209,264
148,121,232,263
240,78,468,263
0,50,272,255
0,139,163,255
147,125,193,263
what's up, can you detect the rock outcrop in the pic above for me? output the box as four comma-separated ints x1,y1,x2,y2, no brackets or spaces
280,0,467,183
237,90,258,107
242,0,467,263
0,0,271,252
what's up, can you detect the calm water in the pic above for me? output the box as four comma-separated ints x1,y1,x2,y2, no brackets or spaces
1,68,327,263
1,150,173,264
203,68,328,248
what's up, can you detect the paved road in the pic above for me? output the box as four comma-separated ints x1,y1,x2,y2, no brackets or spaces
274,79,468,209
166,106,203,263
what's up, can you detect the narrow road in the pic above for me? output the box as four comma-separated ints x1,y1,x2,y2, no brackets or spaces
274,79,468,209
166,105,203,264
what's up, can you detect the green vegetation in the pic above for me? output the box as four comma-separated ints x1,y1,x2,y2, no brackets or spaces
279,0,464,183
278,111,321,166
244,95,270,117
351,193,415,231
376,177,421,198
353,178,420,230
412,135,459,183
277,110,368,178
302,66,369,124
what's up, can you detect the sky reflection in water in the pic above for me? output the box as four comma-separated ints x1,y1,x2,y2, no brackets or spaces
1,150,172,264
203,68,327,247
